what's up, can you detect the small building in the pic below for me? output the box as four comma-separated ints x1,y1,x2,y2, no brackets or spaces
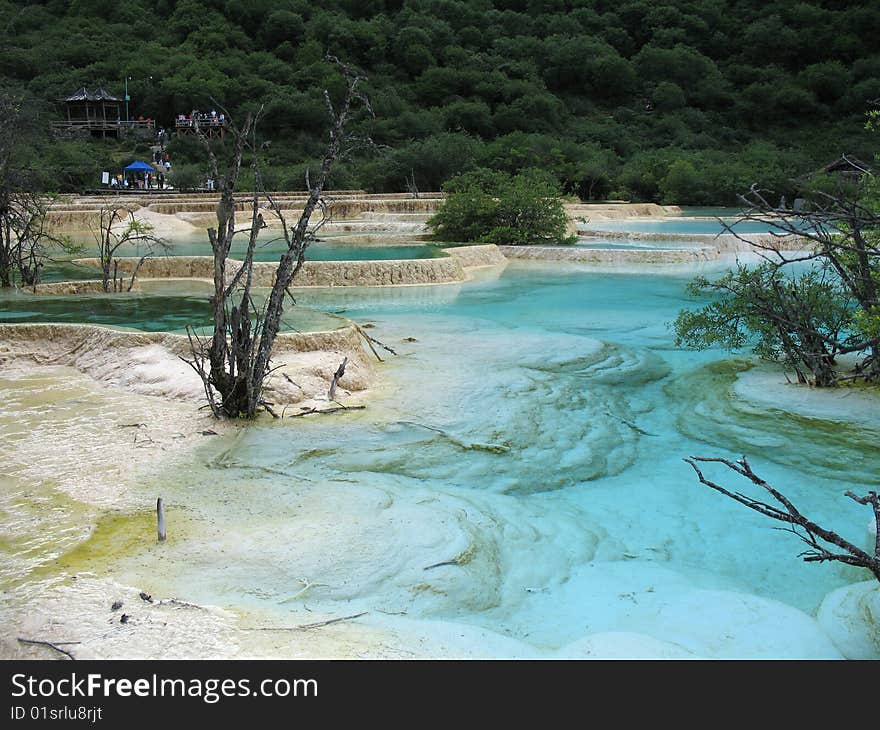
816,155,874,183
52,87,154,139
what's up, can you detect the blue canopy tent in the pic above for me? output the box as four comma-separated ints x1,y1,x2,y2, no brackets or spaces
124,160,154,171
122,159,156,189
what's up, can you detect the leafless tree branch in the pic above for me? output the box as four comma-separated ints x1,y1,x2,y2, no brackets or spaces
684,455,880,582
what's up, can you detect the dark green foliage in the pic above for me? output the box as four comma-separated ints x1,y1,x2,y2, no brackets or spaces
674,264,856,386
674,128,880,386
1,0,878,199
169,164,202,192
427,168,574,246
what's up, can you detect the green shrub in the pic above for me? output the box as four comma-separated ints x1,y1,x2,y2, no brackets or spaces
169,164,202,192
427,168,574,246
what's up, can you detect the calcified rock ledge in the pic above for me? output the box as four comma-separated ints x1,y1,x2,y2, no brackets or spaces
43,192,446,234
0,322,373,407
73,254,466,287
442,244,509,268
568,202,681,220
66,236,802,289
817,580,880,659
499,245,715,264
579,228,806,251
500,232,805,266
71,244,508,288
29,279,142,295
43,195,688,246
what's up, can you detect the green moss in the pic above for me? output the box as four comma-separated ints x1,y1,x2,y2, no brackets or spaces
42,509,155,577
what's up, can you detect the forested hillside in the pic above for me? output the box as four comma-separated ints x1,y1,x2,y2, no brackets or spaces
2,0,878,202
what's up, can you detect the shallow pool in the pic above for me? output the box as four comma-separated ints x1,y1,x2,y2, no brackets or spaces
37,235,444,283
0,282,343,333
573,238,701,250
68,265,880,654
3,261,877,658
585,206,804,235
586,218,778,235
67,232,440,261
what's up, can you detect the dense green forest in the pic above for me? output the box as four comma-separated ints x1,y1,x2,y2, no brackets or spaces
2,0,879,202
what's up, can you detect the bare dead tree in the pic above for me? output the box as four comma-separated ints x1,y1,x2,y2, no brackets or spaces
0,191,76,289
91,202,167,292
183,57,376,418
328,357,347,402
684,455,880,582
0,89,77,288
0,88,29,288
405,168,420,199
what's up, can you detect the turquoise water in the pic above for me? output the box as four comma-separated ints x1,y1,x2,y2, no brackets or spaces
33,234,446,282
63,233,441,261
36,236,444,283
225,240,441,262
39,261,103,283
99,262,877,657
676,207,747,217
0,283,343,333
588,218,779,234
586,206,799,235
574,238,697,250
0,291,213,332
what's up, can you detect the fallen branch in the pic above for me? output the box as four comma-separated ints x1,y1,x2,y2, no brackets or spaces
685,455,880,582
283,373,303,391
155,598,206,610
288,405,366,418
156,497,166,542
423,559,459,571
17,637,77,660
263,402,280,419
243,612,368,631
278,578,330,604
353,323,397,361
604,410,656,436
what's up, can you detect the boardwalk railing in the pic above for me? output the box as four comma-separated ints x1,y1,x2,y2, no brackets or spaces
51,119,156,131
174,118,226,129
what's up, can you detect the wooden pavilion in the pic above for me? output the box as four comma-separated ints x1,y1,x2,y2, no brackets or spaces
52,87,154,138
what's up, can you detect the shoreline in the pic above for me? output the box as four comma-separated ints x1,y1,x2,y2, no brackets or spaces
0,318,391,660
0,321,375,408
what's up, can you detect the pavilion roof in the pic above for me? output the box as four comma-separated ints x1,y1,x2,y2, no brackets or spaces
819,154,873,175
62,86,122,102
